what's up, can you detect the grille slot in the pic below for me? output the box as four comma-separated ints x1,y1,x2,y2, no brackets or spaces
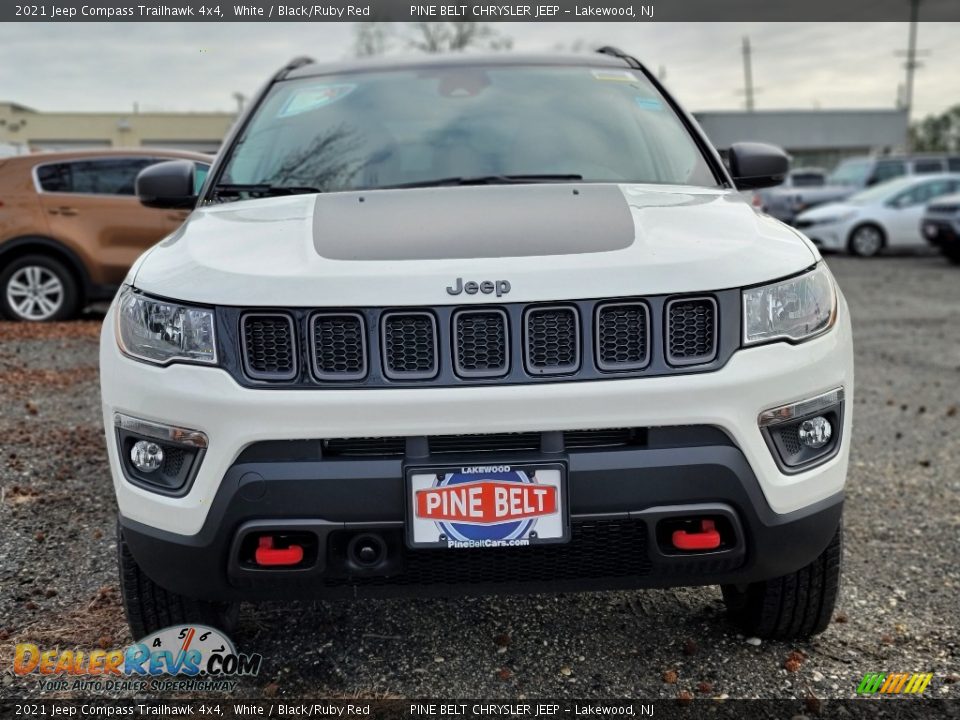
453,309,509,378
325,519,651,587
241,313,297,381
310,313,367,381
564,427,645,448
322,437,407,457
928,203,960,213
596,302,650,371
666,297,717,366
381,312,438,380
524,305,580,375
321,428,645,458
429,432,541,454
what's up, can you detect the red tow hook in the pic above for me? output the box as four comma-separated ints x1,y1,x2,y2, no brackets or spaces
254,536,304,566
672,520,721,551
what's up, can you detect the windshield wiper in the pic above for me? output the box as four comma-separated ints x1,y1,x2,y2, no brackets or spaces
372,174,584,190
211,183,322,198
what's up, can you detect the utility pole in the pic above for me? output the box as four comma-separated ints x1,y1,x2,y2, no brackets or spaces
740,36,756,112
232,92,246,116
895,0,929,149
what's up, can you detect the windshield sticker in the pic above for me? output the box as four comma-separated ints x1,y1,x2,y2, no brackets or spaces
277,84,356,117
591,69,638,83
635,97,663,111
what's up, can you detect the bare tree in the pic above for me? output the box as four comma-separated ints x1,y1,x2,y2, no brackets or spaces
352,21,512,57
405,21,512,53
353,22,391,57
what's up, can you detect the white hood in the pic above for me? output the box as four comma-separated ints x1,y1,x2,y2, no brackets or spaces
133,183,818,307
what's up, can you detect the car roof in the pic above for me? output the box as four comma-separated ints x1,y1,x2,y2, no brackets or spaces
859,173,960,196
285,51,633,80
2,148,213,166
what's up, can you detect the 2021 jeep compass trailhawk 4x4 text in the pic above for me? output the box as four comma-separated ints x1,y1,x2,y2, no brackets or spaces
101,49,852,641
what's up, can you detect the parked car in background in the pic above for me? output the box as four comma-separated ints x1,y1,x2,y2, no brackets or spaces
764,154,960,225
0,149,211,321
794,173,960,256
752,167,827,221
921,192,960,264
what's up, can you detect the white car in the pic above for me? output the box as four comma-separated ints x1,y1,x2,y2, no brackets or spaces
100,51,853,642
794,173,960,256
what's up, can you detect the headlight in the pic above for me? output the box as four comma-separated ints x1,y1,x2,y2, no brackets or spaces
116,286,217,365
743,264,837,346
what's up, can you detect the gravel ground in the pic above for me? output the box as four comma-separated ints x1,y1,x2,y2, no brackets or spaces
1,255,958,701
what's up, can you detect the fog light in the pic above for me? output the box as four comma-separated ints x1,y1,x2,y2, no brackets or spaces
131,440,164,473
798,416,832,449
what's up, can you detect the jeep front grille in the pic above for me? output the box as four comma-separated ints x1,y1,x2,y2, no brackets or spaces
666,297,717,366
381,311,438,380
228,291,730,387
596,302,650,371
454,308,509,378
524,305,580,375
241,313,297,381
310,313,367,381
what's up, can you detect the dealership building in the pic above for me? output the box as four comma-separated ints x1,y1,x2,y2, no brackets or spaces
694,108,909,170
1,101,909,172
0,102,234,155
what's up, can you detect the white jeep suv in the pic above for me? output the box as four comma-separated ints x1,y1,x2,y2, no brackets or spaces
100,49,852,641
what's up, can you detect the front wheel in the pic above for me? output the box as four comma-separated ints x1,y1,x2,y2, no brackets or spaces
118,522,238,639
721,523,842,639
942,247,960,265
0,254,80,321
847,224,885,257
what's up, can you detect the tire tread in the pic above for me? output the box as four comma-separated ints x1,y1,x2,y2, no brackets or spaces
117,522,237,639
722,523,842,640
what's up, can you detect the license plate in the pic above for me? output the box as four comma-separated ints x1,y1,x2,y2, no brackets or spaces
406,463,568,549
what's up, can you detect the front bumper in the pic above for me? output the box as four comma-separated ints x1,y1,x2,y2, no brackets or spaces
796,222,850,251
119,438,844,601
101,296,852,599
922,219,960,248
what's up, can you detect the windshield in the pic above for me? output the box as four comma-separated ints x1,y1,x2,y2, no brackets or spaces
215,64,718,195
828,159,872,187
847,176,917,203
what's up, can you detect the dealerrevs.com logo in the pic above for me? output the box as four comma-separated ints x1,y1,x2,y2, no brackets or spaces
13,625,261,692
857,672,934,695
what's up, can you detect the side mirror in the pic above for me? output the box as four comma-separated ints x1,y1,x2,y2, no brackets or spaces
727,142,789,190
136,160,197,209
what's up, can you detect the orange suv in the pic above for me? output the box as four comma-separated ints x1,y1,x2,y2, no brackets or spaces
0,149,210,321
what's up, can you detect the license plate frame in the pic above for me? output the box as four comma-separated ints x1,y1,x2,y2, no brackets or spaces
405,462,569,550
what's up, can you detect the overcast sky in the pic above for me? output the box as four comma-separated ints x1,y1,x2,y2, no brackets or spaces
2,22,958,119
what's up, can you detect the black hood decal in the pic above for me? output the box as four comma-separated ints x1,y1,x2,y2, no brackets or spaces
313,184,635,261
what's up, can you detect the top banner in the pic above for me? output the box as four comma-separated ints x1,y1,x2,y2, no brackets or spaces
8,0,960,22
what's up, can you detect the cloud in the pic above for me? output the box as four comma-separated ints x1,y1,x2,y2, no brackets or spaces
1,21,957,118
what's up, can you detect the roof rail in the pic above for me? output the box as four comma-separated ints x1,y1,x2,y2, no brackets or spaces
273,56,315,81
596,46,641,69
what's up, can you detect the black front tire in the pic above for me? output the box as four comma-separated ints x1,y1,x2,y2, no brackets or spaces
118,522,238,640
721,523,842,640
943,247,960,265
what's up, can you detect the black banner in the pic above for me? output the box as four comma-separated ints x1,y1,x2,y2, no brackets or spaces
1,699,958,719
7,0,960,22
